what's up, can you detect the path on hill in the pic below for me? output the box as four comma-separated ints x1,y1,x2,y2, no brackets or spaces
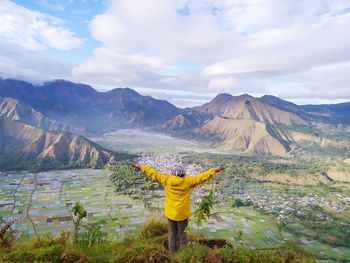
11,173,26,215
25,172,38,237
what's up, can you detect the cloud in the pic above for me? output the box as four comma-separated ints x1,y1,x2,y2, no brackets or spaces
4,0,350,106
0,41,73,83
71,0,350,105
0,1,81,84
0,0,84,50
276,61,350,100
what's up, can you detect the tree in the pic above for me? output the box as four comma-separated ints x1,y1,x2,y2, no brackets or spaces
71,202,87,242
195,190,214,225
194,189,214,241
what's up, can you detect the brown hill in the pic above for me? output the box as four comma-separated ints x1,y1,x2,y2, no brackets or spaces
0,116,116,168
176,94,309,155
0,96,76,132
162,111,204,130
195,116,289,156
195,94,307,125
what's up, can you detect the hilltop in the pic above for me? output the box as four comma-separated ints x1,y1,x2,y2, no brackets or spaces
0,218,315,263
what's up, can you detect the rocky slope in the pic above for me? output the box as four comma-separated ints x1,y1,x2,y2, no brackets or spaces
194,94,307,125
0,79,179,133
0,116,116,168
0,96,75,132
194,116,290,155
164,94,311,155
162,111,205,130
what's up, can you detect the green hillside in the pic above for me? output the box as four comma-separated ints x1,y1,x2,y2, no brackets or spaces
0,217,315,263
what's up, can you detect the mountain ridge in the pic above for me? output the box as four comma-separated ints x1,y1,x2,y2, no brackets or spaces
0,96,77,133
0,116,117,170
0,78,180,133
1,78,349,157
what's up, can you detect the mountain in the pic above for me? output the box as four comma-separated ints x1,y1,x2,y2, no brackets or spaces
194,116,290,155
0,116,116,170
0,96,76,133
195,93,307,126
162,111,205,130
260,95,308,118
161,94,310,155
164,94,348,156
300,102,350,126
0,79,179,133
1,78,349,157
301,102,350,117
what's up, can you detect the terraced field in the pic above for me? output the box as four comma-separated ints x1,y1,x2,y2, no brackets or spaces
0,169,157,240
1,166,349,261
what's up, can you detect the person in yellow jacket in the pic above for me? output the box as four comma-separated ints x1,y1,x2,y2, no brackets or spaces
132,163,225,251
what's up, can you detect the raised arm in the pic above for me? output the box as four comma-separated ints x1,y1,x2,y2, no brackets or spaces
132,163,168,186
186,166,225,188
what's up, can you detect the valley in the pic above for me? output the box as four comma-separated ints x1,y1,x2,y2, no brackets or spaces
1,146,350,261
89,129,215,154
1,79,350,261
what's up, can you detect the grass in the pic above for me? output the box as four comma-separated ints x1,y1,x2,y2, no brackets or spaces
0,218,316,263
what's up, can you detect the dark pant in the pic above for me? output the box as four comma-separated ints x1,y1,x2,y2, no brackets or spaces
167,218,188,251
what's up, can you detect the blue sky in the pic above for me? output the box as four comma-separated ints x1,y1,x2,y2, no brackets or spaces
1,0,350,107
12,0,104,62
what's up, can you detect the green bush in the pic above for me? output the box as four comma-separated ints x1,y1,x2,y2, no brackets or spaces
77,222,107,247
177,244,209,263
219,248,315,263
139,217,168,239
5,244,64,263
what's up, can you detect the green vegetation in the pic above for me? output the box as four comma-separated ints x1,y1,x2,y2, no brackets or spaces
194,190,214,224
0,217,315,263
109,161,163,196
182,153,330,180
0,152,104,172
2,152,350,260
72,202,87,242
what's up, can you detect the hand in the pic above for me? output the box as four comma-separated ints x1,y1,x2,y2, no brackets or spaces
214,165,225,173
132,163,141,170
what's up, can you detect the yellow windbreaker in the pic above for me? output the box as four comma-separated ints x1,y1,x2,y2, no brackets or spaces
140,165,216,221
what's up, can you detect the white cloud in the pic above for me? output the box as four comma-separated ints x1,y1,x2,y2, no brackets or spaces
0,0,83,50
208,77,238,92
71,0,350,105
276,61,350,100
0,41,73,83
0,1,81,85
3,0,350,106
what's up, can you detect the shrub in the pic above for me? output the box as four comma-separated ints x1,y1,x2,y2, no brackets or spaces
60,246,88,263
0,219,19,249
219,248,315,263
177,244,209,263
127,248,170,263
72,202,87,242
34,230,72,248
5,244,64,263
139,217,168,239
204,248,225,263
77,222,107,247
116,239,169,263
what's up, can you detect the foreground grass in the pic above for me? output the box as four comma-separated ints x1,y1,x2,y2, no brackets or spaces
0,237,316,263
0,218,316,263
